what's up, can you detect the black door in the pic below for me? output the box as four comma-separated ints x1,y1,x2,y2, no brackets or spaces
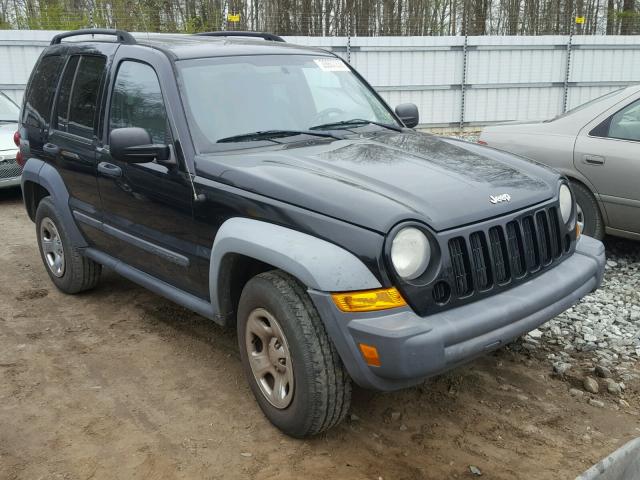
94,53,204,298
46,51,110,245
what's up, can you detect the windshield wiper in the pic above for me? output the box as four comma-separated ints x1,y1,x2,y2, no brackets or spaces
310,119,402,132
217,129,341,143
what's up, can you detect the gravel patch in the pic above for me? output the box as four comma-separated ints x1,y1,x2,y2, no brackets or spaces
523,237,640,381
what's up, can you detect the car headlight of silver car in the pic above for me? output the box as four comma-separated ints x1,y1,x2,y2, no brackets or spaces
390,227,431,280
559,184,573,225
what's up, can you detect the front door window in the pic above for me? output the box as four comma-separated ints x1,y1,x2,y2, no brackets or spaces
109,61,169,145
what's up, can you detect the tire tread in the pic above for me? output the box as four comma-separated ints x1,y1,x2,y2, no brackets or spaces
246,270,351,436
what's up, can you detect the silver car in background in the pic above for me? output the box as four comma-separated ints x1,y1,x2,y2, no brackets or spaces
479,85,640,241
0,91,21,189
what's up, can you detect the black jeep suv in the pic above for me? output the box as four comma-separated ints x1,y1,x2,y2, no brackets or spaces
18,29,606,437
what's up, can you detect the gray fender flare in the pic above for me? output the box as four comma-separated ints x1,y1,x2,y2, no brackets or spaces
21,158,88,247
209,217,382,314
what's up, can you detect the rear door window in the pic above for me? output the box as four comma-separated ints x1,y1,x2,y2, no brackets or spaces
590,99,640,142
55,56,80,131
23,55,64,129
607,100,640,142
66,56,106,138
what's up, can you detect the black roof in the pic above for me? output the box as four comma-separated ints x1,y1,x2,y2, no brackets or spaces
136,35,332,60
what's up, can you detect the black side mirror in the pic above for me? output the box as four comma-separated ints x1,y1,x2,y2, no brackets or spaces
110,127,170,164
395,103,420,128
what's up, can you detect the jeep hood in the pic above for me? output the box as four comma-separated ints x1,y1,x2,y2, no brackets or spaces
195,132,559,233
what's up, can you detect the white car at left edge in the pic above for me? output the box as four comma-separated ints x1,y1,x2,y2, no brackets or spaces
0,91,22,189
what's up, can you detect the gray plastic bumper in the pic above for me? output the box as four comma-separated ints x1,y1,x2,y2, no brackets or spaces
310,235,606,391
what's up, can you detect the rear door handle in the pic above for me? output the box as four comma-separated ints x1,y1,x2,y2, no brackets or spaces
43,143,60,156
98,161,122,178
61,150,80,160
584,154,605,165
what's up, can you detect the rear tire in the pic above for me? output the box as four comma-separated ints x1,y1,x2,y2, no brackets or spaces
237,270,351,438
570,180,604,240
35,197,101,294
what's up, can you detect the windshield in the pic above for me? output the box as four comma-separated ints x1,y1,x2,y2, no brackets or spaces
0,92,19,122
176,55,398,152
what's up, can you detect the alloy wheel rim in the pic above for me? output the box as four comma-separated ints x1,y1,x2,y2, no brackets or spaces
245,308,294,409
40,217,65,277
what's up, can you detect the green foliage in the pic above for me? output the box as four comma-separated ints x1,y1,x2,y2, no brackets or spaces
25,1,90,30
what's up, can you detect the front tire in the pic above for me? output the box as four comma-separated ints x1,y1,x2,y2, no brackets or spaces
570,180,604,240
35,197,101,294
237,270,351,437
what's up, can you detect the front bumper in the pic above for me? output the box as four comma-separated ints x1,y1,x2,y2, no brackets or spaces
310,235,606,391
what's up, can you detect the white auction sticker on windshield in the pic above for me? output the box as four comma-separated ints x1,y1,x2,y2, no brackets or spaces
314,58,349,72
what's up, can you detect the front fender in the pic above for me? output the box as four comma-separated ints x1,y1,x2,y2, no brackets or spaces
209,217,382,315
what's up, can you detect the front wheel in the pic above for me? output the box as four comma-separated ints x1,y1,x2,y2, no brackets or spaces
237,270,351,438
570,180,604,240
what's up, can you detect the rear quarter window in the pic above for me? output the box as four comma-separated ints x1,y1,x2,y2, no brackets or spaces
23,55,65,129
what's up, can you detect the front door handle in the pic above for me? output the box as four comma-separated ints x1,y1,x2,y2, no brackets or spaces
95,146,109,158
43,143,60,156
98,161,122,178
584,154,605,165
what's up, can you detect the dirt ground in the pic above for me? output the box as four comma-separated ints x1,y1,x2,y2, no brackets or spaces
1,187,639,480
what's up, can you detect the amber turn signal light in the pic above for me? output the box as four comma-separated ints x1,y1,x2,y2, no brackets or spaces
576,222,582,238
331,287,407,313
359,343,381,367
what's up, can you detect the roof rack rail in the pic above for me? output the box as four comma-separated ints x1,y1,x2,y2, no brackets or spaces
194,31,285,42
51,29,136,45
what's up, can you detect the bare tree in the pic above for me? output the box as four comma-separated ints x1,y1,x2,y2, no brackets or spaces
0,0,637,36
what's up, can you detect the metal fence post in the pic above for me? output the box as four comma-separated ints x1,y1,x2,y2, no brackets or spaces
221,0,228,31
88,0,95,28
562,33,574,113
459,34,469,130
346,16,352,63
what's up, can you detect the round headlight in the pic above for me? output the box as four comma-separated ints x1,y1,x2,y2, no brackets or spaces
391,227,431,280
559,184,573,224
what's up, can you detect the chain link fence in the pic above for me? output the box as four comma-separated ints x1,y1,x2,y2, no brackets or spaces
1,1,640,36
